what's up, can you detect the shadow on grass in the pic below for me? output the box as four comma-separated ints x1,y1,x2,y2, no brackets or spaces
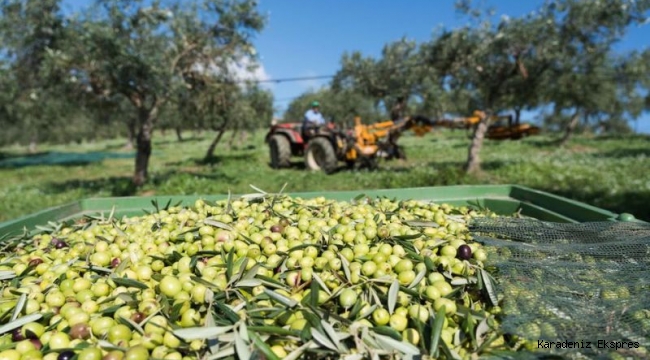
154,136,206,146
426,160,508,171
594,148,650,158
595,133,650,141
201,152,256,164
44,176,139,197
43,169,236,197
0,151,134,169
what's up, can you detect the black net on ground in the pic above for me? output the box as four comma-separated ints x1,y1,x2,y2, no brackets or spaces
469,217,650,360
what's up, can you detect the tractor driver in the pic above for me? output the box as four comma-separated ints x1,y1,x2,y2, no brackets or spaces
302,101,326,140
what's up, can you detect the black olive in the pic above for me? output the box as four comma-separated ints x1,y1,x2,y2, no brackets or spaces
270,225,283,233
55,240,68,249
58,351,76,360
457,244,472,260
28,258,44,267
12,328,25,341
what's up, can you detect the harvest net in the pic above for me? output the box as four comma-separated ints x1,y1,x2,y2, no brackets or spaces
469,217,650,360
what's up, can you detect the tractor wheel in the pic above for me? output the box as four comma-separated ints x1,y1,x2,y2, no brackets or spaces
305,137,338,174
269,135,291,168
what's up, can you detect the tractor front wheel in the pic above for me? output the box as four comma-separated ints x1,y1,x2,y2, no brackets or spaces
269,135,291,168
305,137,338,174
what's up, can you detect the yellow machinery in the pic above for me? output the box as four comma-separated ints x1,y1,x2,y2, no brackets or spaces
266,115,435,174
437,110,541,140
345,115,433,162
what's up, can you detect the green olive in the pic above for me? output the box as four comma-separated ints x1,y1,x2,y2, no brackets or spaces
389,313,408,332
372,308,390,326
159,276,183,298
339,289,358,308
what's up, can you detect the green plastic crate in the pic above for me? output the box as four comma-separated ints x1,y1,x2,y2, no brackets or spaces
0,184,639,239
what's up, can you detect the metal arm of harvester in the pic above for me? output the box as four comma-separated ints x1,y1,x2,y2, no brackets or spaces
352,115,435,141
435,110,514,129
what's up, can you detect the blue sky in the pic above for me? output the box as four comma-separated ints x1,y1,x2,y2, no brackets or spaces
62,0,650,132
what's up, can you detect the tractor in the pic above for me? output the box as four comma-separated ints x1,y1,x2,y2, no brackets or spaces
461,110,541,140
265,115,435,174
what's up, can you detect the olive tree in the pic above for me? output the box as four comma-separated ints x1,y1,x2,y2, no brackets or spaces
331,39,431,120
283,88,381,129
0,0,70,151
56,0,266,185
424,11,554,173
539,0,650,143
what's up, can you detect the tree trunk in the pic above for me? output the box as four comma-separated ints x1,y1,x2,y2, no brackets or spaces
124,118,136,150
205,127,227,161
133,108,158,186
175,127,183,142
240,130,249,146
514,108,521,125
559,110,580,146
28,134,38,154
465,111,490,174
228,128,239,150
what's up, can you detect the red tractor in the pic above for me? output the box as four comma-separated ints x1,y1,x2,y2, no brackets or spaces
265,116,435,173
265,121,346,173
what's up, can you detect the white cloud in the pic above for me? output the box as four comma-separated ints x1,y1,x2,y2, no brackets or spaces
227,56,273,90
191,55,273,91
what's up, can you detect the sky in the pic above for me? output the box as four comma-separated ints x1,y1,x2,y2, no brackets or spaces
62,0,650,133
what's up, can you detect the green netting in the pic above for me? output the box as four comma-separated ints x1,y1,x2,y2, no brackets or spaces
469,218,650,360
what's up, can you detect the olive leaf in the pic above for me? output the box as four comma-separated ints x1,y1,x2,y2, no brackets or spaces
226,256,250,287
480,269,499,306
11,293,26,322
243,263,262,280
225,190,233,214
408,268,427,289
310,327,339,352
235,279,262,288
370,326,402,341
404,221,440,228
247,326,301,337
207,345,235,359
249,184,269,194
311,273,332,295
117,315,144,334
423,257,437,272
373,333,421,356
234,327,251,360
172,325,234,341
190,276,223,291
249,331,280,360
0,313,42,335
214,302,241,324
204,218,234,231
321,319,347,352
96,339,128,352
110,277,149,290
263,289,298,308
388,280,399,315
283,340,314,360
339,254,351,283
451,277,469,285
430,306,447,357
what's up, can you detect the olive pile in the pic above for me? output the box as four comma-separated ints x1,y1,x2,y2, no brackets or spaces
0,193,510,359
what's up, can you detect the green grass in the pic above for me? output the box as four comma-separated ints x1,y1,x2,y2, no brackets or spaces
1,129,649,223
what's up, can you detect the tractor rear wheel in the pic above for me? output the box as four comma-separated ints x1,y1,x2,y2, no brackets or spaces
269,135,291,168
305,137,337,174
